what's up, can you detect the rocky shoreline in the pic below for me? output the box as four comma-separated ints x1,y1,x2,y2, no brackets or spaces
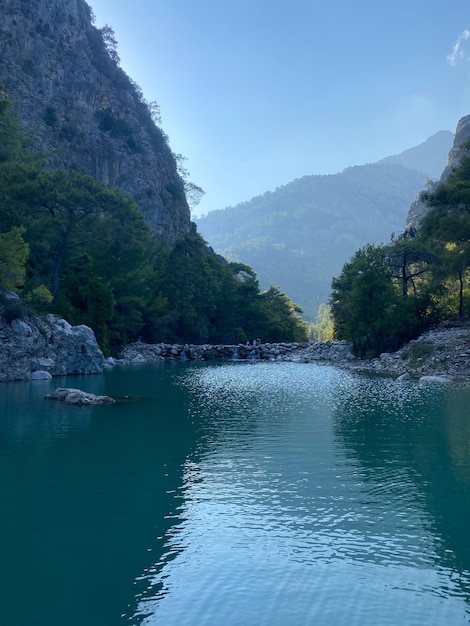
345,324,470,381
117,322,470,382
1,306,469,384
0,313,104,382
116,338,355,365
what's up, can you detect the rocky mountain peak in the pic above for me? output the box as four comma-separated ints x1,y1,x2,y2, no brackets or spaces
406,115,470,229
0,0,191,244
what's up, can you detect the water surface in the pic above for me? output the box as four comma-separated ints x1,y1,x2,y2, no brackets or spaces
1,361,470,625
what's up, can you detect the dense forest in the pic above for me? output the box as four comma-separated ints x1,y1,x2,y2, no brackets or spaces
0,94,307,352
330,144,470,357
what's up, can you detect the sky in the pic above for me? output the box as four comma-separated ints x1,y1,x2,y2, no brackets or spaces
88,0,470,216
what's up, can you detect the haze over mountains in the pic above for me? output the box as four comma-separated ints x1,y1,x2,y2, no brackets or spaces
196,130,453,320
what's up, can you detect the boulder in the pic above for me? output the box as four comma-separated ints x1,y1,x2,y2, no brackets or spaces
419,375,453,384
45,388,115,405
396,373,412,381
31,370,53,380
0,313,104,381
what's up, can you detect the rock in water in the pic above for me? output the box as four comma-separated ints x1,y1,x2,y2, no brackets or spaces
45,388,115,405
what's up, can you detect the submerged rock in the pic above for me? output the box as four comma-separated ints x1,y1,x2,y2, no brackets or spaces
45,387,115,405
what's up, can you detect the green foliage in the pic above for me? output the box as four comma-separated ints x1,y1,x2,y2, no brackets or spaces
0,293,26,323
331,245,394,357
419,152,470,318
309,304,334,342
330,243,438,357
257,286,308,342
24,284,53,309
148,233,307,344
99,25,120,65
331,147,470,357
0,227,29,291
0,100,305,351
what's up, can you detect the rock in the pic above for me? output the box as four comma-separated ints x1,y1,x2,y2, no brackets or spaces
11,319,33,336
0,0,191,245
0,313,104,381
407,115,470,229
31,371,53,380
397,373,412,381
116,325,470,381
30,357,55,370
45,388,115,405
419,375,453,384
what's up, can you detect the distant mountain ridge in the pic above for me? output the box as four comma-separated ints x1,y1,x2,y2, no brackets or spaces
379,130,453,180
196,131,454,320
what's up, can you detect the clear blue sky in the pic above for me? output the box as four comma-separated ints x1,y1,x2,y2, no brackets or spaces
88,0,470,216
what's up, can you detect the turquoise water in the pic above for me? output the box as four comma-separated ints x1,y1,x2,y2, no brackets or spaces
1,361,470,625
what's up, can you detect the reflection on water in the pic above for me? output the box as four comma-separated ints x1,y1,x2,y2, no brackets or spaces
1,362,470,625
130,363,470,626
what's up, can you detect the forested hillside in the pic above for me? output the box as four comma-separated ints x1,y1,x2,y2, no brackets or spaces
196,132,453,320
0,96,308,350
330,138,470,358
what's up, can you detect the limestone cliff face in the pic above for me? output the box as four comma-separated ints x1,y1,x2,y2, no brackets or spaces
0,0,191,244
406,115,470,229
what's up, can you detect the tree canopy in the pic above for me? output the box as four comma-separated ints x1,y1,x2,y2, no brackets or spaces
330,146,470,357
0,98,307,351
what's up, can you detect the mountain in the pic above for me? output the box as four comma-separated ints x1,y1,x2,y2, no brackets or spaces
0,0,190,244
379,130,453,180
407,118,470,229
196,133,453,320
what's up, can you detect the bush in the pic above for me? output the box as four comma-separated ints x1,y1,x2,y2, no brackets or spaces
0,292,26,323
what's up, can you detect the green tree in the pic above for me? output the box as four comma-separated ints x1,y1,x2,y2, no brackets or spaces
310,303,334,342
420,148,470,317
258,286,308,342
387,228,436,299
23,169,144,300
331,241,439,357
0,226,29,291
330,245,399,357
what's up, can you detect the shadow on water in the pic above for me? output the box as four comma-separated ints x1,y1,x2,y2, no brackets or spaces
331,375,470,609
0,362,204,626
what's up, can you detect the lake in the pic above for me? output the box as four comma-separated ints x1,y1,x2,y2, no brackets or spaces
1,360,470,625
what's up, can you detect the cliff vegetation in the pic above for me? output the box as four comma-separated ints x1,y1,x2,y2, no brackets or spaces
330,139,470,358
0,0,191,244
0,96,308,352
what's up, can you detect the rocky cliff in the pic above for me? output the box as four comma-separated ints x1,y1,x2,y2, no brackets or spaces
406,115,470,229
0,0,191,244
0,308,104,382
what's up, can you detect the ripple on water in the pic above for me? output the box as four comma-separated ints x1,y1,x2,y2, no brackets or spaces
132,362,470,626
